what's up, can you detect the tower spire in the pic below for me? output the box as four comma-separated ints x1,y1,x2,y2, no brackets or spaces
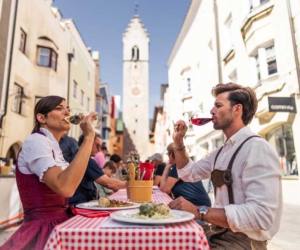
134,1,139,15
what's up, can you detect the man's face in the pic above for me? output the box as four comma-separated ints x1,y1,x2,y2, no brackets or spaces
91,137,102,157
211,92,235,131
151,159,161,168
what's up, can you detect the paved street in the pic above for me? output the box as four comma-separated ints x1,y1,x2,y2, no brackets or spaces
0,203,299,249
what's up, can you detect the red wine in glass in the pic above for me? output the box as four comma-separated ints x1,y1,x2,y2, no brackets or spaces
190,118,213,126
189,110,213,126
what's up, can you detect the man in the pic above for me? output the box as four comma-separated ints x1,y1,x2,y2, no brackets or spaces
148,153,166,186
172,83,282,249
68,133,125,205
59,132,79,163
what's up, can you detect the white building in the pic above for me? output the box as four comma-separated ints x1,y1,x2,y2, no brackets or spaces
166,0,300,204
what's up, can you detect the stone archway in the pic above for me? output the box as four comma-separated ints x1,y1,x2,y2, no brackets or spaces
5,142,22,164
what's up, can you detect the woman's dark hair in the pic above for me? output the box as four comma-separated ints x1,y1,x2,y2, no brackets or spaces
211,82,258,125
32,96,65,134
103,160,117,174
78,133,101,147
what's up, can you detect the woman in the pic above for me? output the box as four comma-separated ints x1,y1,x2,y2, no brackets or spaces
160,142,211,208
0,96,97,250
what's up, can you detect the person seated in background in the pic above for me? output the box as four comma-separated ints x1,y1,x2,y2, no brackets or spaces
101,145,108,159
93,138,106,168
160,143,211,225
148,153,166,186
95,161,117,197
59,132,79,163
68,134,125,206
110,154,123,180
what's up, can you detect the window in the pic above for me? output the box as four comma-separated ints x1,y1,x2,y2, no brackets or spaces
38,47,57,70
81,90,84,106
72,47,77,62
12,83,24,114
255,54,261,80
73,81,77,99
87,71,90,82
266,45,277,75
87,97,90,112
131,46,139,61
187,78,191,92
224,14,234,53
19,29,26,53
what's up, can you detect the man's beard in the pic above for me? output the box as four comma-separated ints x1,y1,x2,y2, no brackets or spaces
213,114,234,130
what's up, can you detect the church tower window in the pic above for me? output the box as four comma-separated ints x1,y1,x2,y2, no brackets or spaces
131,45,139,61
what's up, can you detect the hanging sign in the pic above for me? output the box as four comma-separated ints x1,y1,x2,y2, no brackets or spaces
268,97,297,113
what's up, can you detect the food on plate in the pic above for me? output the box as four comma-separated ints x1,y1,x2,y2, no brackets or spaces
98,197,111,207
98,197,133,208
156,203,169,215
132,202,174,220
139,202,156,217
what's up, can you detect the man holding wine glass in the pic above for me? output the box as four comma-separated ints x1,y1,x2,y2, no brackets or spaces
172,83,282,249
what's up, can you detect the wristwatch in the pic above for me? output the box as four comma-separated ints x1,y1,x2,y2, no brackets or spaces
198,206,209,221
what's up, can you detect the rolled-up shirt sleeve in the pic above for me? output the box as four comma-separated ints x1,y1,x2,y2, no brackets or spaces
177,156,212,182
224,141,282,233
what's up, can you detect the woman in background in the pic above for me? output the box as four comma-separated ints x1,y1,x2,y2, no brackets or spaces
0,96,97,250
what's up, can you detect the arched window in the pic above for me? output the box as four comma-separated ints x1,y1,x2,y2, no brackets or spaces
131,46,139,61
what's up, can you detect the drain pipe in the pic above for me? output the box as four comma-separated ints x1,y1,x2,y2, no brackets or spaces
214,0,222,83
286,0,300,96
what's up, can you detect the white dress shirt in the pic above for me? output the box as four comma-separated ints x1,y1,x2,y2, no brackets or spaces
177,126,283,241
18,128,69,181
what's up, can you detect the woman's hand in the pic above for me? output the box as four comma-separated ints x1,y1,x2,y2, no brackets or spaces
80,112,97,138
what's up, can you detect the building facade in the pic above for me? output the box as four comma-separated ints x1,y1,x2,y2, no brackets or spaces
122,15,150,161
62,19,96,141
166,0,300,204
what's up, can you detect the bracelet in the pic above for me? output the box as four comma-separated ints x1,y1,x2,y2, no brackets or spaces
173,145,185,152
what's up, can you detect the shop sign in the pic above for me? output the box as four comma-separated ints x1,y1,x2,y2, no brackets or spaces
268,97,297,113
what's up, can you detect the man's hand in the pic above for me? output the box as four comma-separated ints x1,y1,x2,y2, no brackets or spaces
168,196,199,219
172,120,187,147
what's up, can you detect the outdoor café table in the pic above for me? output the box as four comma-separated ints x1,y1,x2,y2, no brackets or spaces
44,189,210,250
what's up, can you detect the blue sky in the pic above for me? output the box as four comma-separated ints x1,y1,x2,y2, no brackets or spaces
54,0,191,118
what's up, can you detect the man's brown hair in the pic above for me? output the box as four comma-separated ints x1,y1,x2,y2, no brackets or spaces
211,82,258,125
166,143,175,159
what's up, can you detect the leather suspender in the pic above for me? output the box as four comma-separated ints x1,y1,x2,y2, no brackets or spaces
212,135,260,204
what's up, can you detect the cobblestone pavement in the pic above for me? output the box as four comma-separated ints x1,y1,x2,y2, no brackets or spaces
1,203,299,249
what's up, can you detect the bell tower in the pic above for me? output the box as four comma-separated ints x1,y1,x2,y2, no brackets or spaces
122,15,149,161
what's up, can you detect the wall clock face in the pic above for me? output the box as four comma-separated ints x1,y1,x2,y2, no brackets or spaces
130,85,143,98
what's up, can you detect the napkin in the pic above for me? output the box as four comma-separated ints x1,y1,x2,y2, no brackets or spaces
69,206,114,218
139,162,154,180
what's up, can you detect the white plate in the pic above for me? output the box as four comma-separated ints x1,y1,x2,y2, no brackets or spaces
110,209,195,224
76,201,140,211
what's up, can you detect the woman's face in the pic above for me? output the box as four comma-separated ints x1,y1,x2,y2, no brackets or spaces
38,100,71,133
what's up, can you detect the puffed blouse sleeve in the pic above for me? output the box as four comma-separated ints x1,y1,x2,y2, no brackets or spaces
20,134,59,182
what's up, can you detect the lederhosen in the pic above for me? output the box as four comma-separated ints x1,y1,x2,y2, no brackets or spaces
204,136,268,250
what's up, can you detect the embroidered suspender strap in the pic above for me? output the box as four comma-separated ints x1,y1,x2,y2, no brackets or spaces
212,135,260,204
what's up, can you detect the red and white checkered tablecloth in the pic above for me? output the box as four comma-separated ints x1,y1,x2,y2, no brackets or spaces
44,189,210,250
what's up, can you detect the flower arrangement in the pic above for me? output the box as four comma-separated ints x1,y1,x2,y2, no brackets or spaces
124,151,140,181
